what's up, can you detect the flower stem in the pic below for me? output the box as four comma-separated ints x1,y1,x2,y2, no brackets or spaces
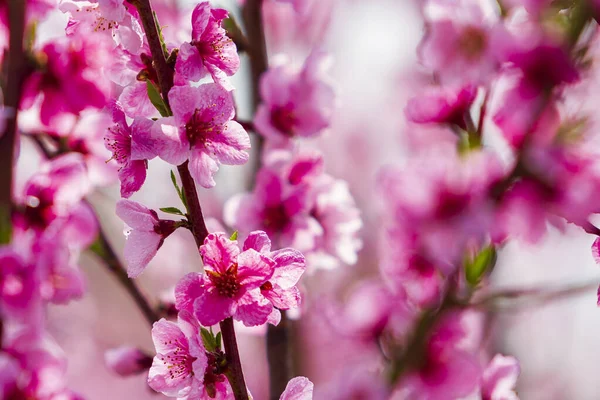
177,161,209,247
129,1,249,397
90,225,160,326
0,0,29,244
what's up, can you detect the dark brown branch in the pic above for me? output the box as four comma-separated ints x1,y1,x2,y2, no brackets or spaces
221,317,249,400
177,161,209,247
0,1,28,244
129,1,249,397
128,0,173,108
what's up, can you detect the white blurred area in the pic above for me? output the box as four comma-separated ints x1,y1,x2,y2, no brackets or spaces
17,0,600,399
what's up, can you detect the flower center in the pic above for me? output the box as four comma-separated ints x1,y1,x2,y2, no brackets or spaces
104,125,131,164
262,204,289,232
22,190,55,229
270,104,297,136
159,340,196,381
458,26,487,60
209,264,241,298
194,34,233,62
185,109,223,147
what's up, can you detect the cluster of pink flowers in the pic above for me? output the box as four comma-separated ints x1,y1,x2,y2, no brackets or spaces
5,0,600,398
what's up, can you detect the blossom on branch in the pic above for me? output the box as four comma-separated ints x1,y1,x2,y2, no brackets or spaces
175,1,240,89
152,84,250,188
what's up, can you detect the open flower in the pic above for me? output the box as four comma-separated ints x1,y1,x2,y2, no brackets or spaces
254,50,335,144
175,1,240,89
148,312,209,398
153,84,250,187
175,232,275,326
115,200,179,278
21,36,110,126
225,150,361,271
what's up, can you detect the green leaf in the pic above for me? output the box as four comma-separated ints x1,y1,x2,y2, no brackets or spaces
170,170,180,193
465,245,497,286
159,207,185,216
145,80,169,117
153,11,169,58
229,231,238,241
200,327,218,352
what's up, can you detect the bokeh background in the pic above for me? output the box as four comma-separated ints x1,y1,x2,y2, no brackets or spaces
17,0,600,398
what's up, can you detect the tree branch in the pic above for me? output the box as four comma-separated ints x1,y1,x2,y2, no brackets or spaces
129,1,249,397
0,0,28,244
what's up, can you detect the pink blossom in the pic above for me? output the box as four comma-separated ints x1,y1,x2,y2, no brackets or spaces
60,0,144,52
254,51,335,143
148,311,209,398
481,354,520,400
175,232,275,326
175,2,240,89
419,0,506,85
0,331,79,399
104,100,156,198
0,247,37,317
493,44,579,147
326,280,415,340
225,150,361,271
405,84,477,130
16,154,91,233
280,376,313,400
152,84,250,187
115,200,179,278
105,346,153,377
378,148,503,305
397,312,483,400
21,37,110,126
243,231,306,325
495,117,600,242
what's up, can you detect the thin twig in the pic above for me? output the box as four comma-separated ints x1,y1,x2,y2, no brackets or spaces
90,224,160,325
467,280,599,312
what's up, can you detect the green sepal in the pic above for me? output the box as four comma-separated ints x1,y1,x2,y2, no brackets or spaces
200,327,221,352
159,207,185,216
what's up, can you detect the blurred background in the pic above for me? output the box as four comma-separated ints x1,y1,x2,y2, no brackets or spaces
17,0,600,398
